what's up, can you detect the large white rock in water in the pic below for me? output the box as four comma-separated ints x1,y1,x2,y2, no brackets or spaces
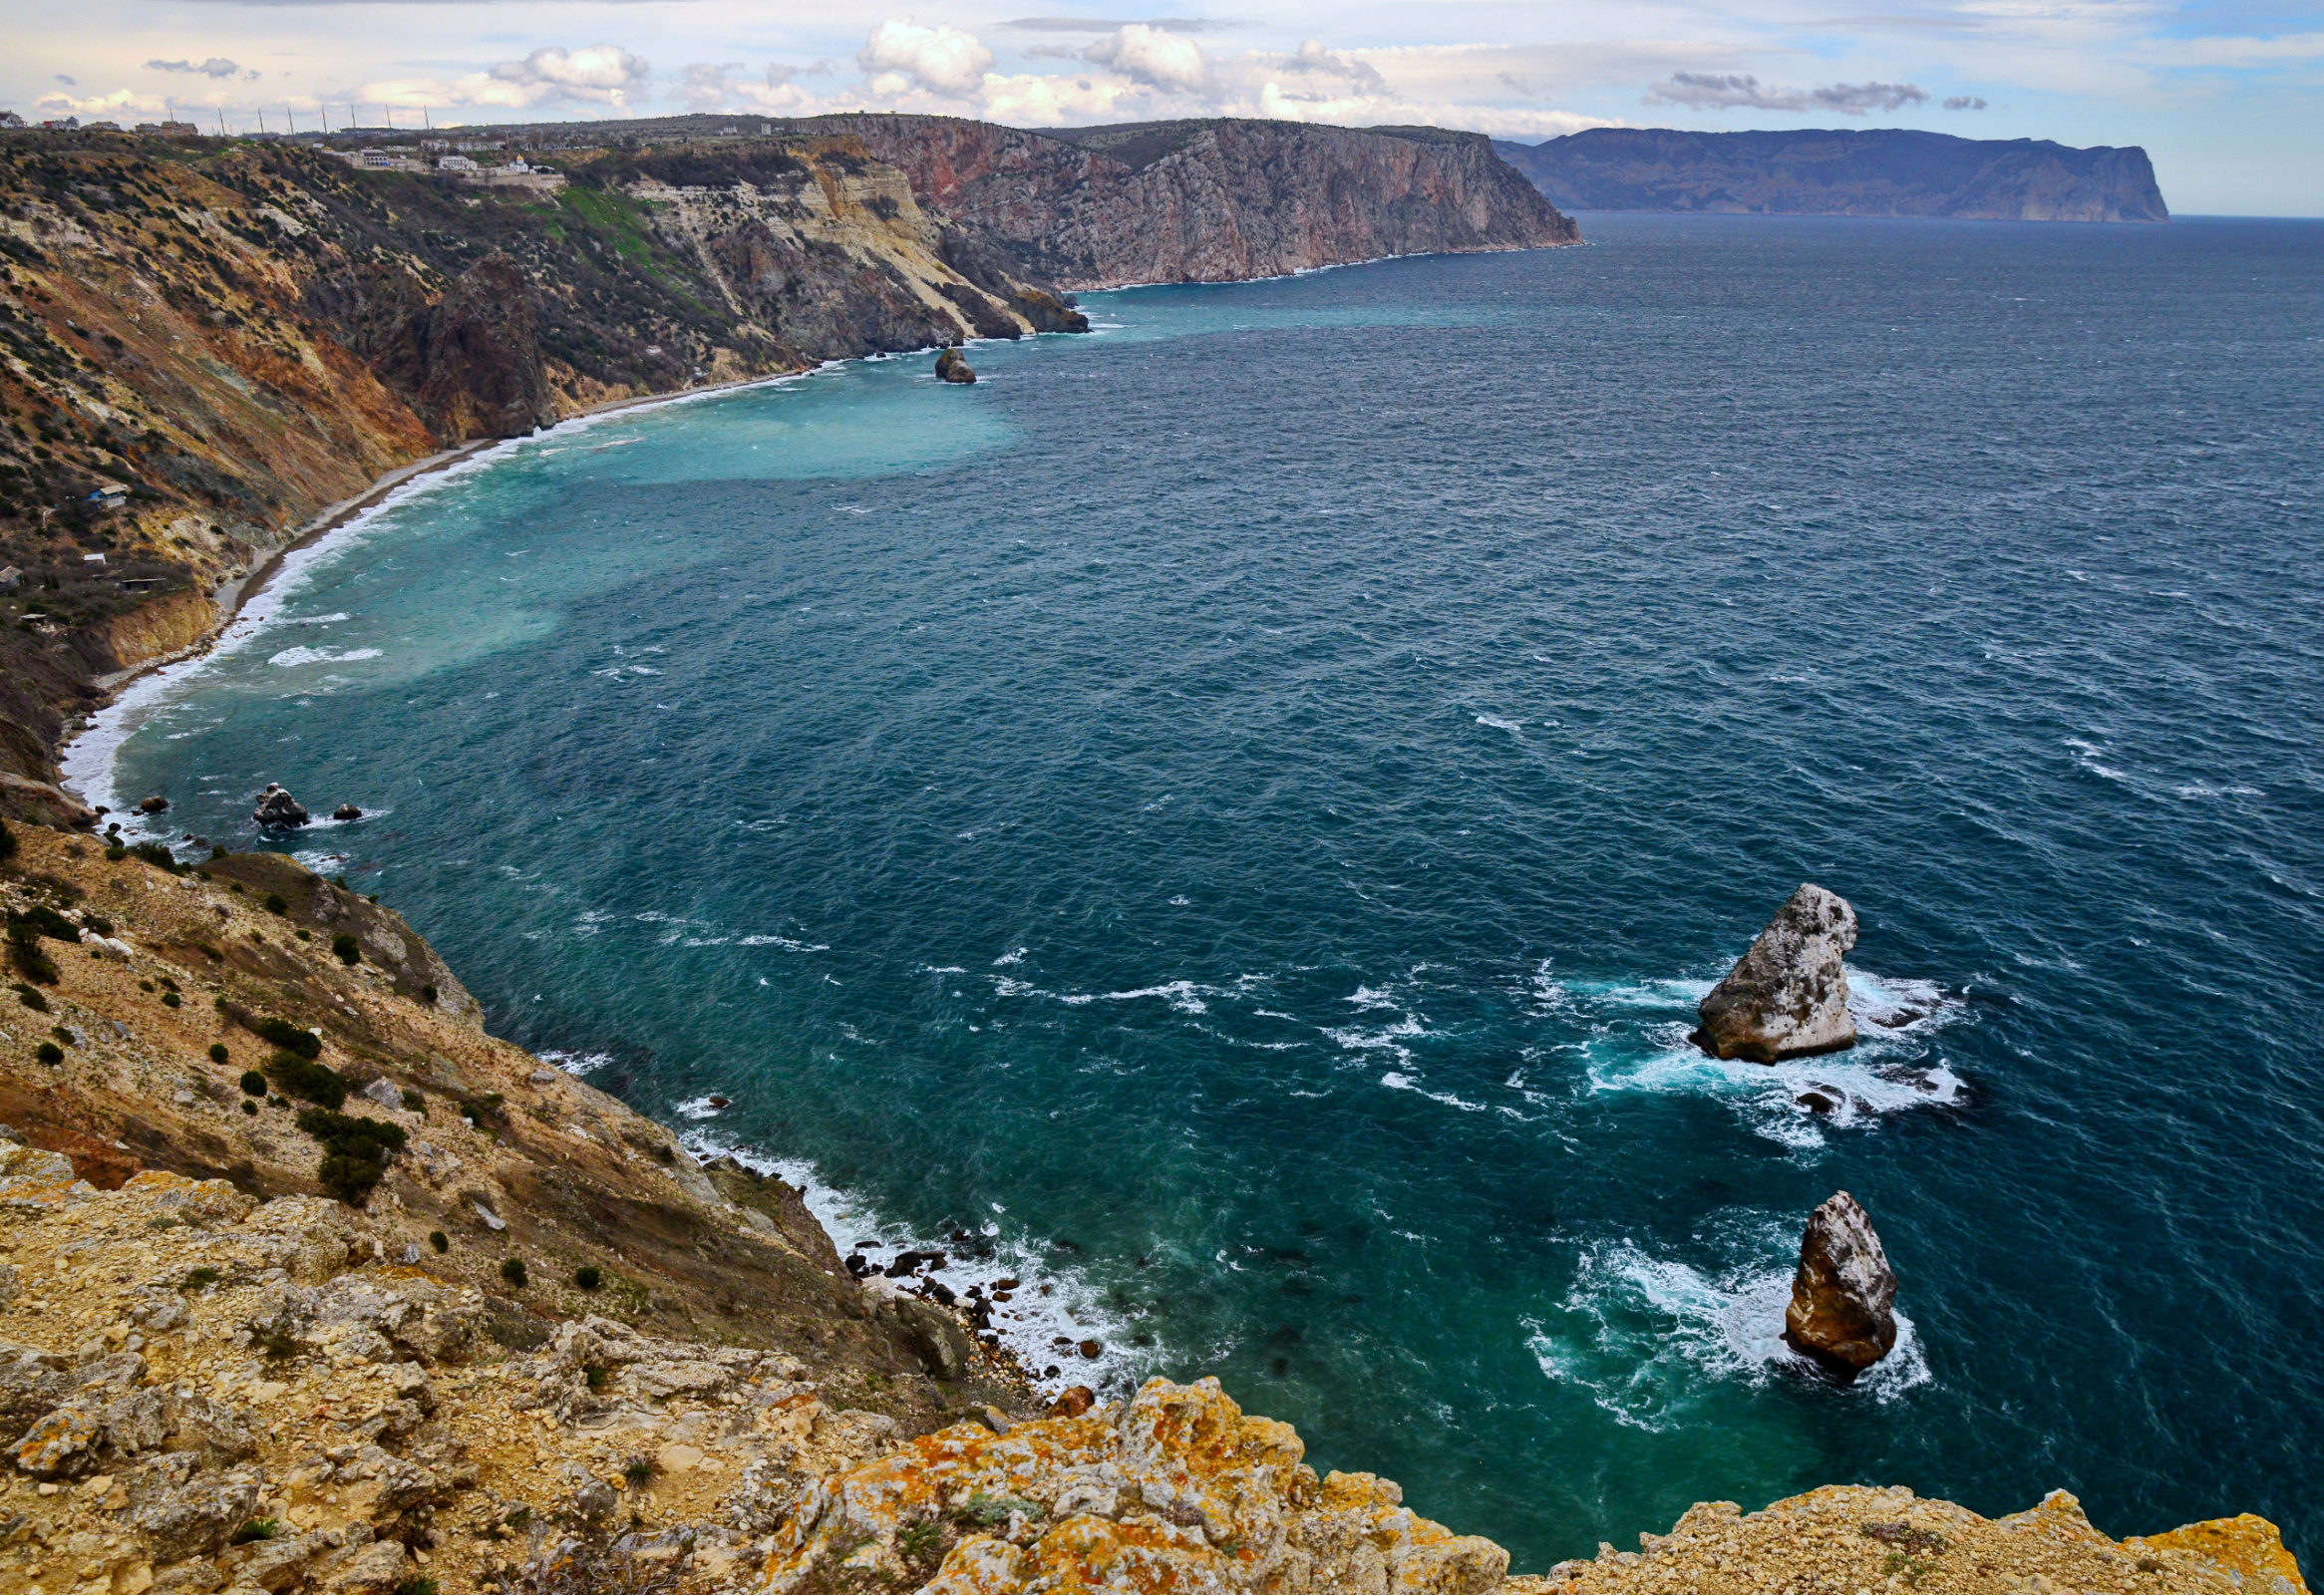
1782,1190,1898,1379
1693,883,1858,1063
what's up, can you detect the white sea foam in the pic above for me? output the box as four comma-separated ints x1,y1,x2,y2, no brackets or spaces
676,1131,1143,1398
539,1049,614,1077
58,367,831,822
1526,1222,1929,1431
269,644,384,669
1569,965,1966,1146
1475,714,1522,733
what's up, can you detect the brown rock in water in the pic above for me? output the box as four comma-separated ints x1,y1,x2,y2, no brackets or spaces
332,803,363,820
1694,883,1858,1062
935,346,977,384
138,795,168,813
1783,1190,1897,1378
252,784,310,828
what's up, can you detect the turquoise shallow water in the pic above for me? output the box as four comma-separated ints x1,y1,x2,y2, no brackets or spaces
77,213,2324,1567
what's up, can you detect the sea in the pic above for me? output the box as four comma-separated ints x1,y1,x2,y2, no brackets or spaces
67,211,2324,1570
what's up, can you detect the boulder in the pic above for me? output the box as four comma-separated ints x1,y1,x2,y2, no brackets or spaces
1782,1191,1897,1378
252,784,310,828
332,803,363,820
1693,884,1858,1062
935,347,977,385
0,772,98,830
138,795,169,813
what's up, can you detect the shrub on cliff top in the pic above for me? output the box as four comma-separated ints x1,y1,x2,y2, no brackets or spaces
574,1264,602,1291
332,933,360,966
499,1256,528,1289
295,1107,407,1205
239,1070,267,1097
264,1052,346,1111
12,983,47,1013
249,1016,322,1059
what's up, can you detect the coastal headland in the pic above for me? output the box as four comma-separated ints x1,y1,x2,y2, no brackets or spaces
0,115,1575,806
0,821,2306,1594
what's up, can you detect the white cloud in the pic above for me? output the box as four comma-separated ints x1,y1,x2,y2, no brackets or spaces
858,18,994,99
1083,24,1210,92
980,71,1133,124
1944,93,1989,108
147,58,243,79
677,60,829,114
1273,37,1387,95
487,44,653,108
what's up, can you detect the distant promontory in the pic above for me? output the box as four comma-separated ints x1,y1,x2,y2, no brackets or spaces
1494,128,2169,222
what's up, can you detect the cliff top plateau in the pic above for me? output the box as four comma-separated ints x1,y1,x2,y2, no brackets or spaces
0,813,2306,1594
1494,127,2168,222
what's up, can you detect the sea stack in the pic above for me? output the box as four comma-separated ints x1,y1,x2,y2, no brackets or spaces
1693,883,1858,1062
252,783,310,828
935,346,977,385
1783,1190,1898,1379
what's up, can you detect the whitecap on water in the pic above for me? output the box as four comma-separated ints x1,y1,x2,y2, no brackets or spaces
1572,966,1967,1145
538,1049,614,1077
1525,1220,1930,1431
267,645,383,668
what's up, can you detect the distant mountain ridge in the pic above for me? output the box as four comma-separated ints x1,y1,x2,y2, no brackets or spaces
1494,128,2168,222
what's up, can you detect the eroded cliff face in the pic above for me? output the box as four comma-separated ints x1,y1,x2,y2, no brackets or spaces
0,131,1083,787
1495,129,2169,223
813,116,1580,288
0,821,2306,1595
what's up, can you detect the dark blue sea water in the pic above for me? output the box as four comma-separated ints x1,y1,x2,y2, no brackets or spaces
76,212,2324,1569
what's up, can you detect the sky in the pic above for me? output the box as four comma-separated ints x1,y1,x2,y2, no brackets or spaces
6,0,2320,214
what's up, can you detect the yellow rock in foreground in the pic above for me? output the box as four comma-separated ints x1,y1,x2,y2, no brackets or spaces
764,1376,1508,1595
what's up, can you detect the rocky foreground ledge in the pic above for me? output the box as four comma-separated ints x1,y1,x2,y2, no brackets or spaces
0,821,2306,1595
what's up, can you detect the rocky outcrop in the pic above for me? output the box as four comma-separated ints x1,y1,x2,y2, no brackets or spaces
815,115,1580,289
253,782,311,827
766,1375,1509,1595
1494,128,2169,223
1782,1191,1898,1378
1693,884,1858,1062
1544,1487,2303,1595
936,347,977,384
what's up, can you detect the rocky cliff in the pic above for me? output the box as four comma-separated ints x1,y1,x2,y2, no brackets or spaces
1494,129,2169,222
0,129,1087,796
809,116,1579,288
0,817,2306,1595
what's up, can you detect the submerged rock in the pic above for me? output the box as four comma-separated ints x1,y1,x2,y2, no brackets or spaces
1694,883,1858,1062
935,346,977,384
1783,1190,1897,1378
252,784,310,828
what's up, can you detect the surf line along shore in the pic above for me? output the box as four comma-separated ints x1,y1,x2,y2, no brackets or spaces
79,363,841,712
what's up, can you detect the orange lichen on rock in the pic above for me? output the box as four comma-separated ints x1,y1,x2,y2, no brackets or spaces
763,1376,1507,1595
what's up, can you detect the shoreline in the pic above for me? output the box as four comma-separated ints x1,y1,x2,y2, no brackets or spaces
58,362,829,812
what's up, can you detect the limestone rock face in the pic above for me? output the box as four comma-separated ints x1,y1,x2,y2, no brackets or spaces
763,1376,1508,1595
827,116,1579,290
1694,884,1858,1062
935,347,977,385
1783,1191,1897,1378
